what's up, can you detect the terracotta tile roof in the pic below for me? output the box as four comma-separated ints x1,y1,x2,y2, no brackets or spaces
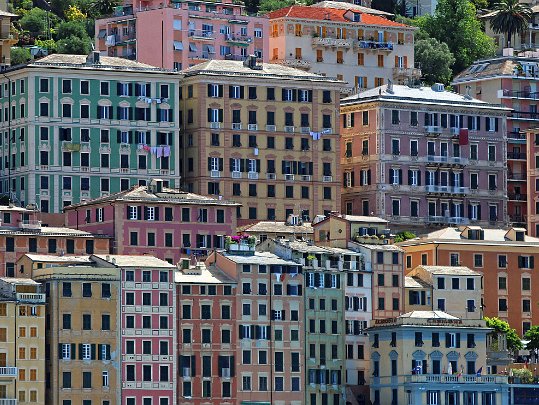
267,5,410,28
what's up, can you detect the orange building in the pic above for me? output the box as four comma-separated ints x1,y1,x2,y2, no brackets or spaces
0,205,110,277
399,226,539,335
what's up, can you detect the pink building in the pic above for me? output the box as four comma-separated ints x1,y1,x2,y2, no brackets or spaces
340,83,510,231
91,254,178,405
175,259,238,403
64,179,239,262
95,0,269,70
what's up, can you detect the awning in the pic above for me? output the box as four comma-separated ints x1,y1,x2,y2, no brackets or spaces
173,41,183,51
98,29,107,39
189,43,197,52
203,44,215,54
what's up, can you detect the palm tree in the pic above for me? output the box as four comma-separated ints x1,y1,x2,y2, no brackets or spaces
489,0,532,48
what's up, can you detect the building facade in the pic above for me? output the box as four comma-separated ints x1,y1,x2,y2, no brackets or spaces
267,4,417,93
175,259,238,404
368,311,509,405
405,265,483,319
0,53,181,214
32,264,120,405
95,0,269,70
64,179,239,261
453,54,538,232
0,10,17,67
340,83,509,230
400,226,539,335
209,244,305,405
0,277,46,405
89,255,177,405
180,57,342,225
0,205,109,278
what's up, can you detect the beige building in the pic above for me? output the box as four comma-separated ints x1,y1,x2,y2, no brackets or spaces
33,264,120,405
369,311,509,405
0,277,46,405
180,57,343,225
267,3,418,94
0,10,17,67
405,265,483,319
242,219,313,242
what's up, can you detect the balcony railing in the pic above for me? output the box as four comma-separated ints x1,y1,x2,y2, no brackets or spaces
508,193,527,201
0,367,17,377
357,40,393,50
273,58,311,69
311,36,353,47
188,30,214,39
502,89,539,99
393,67,421,78
511,111,539,120
0,399,17,405
426,155,468,165
507,151,527,159
426,216,470,225
507,131,526,141
406,374,508,384
425,185,469,194
20,220,41,229
16,293,45,303
509,214,526,223
508,172,526,181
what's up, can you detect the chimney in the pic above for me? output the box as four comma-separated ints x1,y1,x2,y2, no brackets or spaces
464,85,472,100
243,55,261,70
386,79,394,94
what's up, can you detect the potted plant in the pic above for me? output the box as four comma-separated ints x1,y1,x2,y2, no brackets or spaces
306,254,316,265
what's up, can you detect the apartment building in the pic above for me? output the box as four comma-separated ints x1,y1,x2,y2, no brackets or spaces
95,0,268,70
405,265,483,319
400,225,539,335
369,311,509,405
175,259,238,404
267,4,418,93
0,205,109,277
180,57,342,225
264,239,362,405
64,178,239,260
89,255,177,405
483,7,539,53
32,264,120,405
453,54,538,232
208,243,304,405
0,53,180,214
0,10,17,67
0,278,46,405
340,83,509,230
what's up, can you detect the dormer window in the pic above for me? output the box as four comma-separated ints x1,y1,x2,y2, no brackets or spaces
516,231,525,241
353,13,361,22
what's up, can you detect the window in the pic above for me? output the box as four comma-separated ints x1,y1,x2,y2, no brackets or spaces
499,298,507,311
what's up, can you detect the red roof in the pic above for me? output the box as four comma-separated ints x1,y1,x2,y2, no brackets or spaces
267,5,410,27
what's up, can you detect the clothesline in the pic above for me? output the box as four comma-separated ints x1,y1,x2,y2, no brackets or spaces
137,144,171,158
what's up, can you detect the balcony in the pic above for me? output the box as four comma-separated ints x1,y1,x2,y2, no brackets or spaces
508,172,526,181
425,185,469,195
20,220,42,230
188,30,214,40
273,58,311,69
16,293,45,303
406,374,508,384
501,89,539,100
311,36,353,47
510,111,539,121
426,216,470,225
507,151,526,160
509,214,526,223
188,53,213,60
426,155,468,166
508,193,527,201
225,34,252,44
0,367,17,377
425,126,442,136
507,131,527,142
393,66,421,79
0,399,17,405
356,40,393,51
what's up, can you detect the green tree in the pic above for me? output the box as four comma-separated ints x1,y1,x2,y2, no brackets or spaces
56,35,92,54
90,0,121,17
415,37,455,84
10,47,31,65
524,325,539,352
34,39,58,53
489,0,532,48
419,0,495,74
394,231,417,243
55,20,90,40
18,7,48,36
485,317,523,352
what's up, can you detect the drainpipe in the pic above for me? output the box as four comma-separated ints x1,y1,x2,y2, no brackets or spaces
109,202,115,254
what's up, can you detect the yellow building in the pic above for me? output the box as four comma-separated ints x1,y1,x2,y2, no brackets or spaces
0,10,17,67
405,265,483,320
0,277,46,405
180,56,343,226
32,264,120,405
